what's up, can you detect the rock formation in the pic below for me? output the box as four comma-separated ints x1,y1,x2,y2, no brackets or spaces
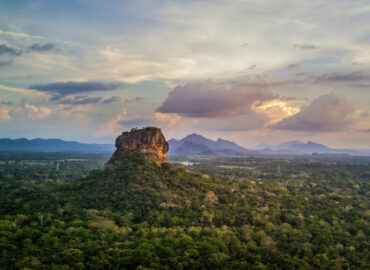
107,127,169,164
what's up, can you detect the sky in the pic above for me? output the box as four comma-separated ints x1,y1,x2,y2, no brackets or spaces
0,0,369,148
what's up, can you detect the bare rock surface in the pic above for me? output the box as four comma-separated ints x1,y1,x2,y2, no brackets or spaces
107,127,169,164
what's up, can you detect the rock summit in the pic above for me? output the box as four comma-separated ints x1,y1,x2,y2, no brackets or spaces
107,127,169,164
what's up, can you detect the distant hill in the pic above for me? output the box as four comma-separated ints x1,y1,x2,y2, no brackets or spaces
168,133,255,156
256,140,368,156
1,136,368,156
0,138,114,153
169,134,370,157
275,140,331,154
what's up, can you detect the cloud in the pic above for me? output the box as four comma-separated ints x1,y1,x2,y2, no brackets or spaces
253,99,301,124
287,63,300,69
294,44,319,50
0,29,45,40
0,103,52,121
103,96,122,104
283,71,370,88
350,83,370,89
314,71,370,84
29,81,123,97
156,77,278,118
0,43,58,58
51,94,123,105
24,103,52,119
0,44,21,56
123,97,144,104
28,43,56,53
0,101,12,105
54,95,103,105
0,84,48,97
295,72,307,77
0,105,12,121
273,93,354,132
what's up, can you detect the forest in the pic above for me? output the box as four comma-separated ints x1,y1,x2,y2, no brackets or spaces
0,152,369,269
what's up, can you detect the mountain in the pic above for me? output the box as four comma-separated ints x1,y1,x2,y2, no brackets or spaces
168,133,252,156
274,140,305,150
168,134,369,157
273,140,331,154
258,140,367,156
170,140,212,155
0,138,114,153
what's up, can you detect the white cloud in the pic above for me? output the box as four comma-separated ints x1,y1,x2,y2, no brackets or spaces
0,84,48,97
0,103,52,122
0,105,12,121
24,103,52,119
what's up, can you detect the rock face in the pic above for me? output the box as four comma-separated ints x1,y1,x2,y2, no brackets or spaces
107,127,169,164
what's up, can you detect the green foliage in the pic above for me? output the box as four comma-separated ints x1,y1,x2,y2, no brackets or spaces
0,152,369,269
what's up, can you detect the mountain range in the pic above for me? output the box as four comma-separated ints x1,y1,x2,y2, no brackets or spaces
169,134,370,156
0,138,114,153
253,140,369,156
0,135,369,156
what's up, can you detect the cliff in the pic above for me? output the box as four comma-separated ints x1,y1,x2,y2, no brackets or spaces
107,127,169,164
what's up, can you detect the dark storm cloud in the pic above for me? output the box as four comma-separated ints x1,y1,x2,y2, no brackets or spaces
156,77,278,118
273,93,354,132
29,81,123,97
0,44,21,56
294,44,319,50
28,43,57,53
